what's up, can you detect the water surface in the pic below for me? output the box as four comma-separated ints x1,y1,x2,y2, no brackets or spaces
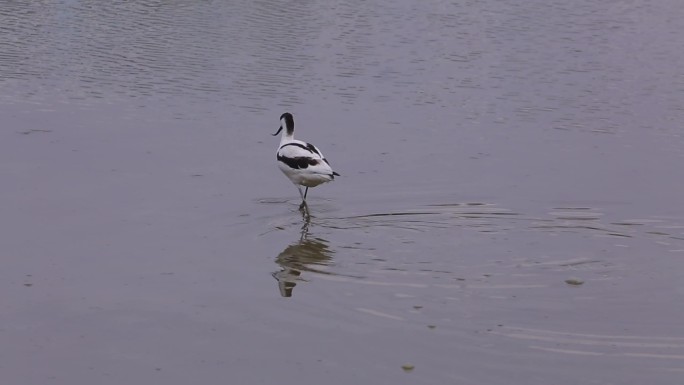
2,0,684,384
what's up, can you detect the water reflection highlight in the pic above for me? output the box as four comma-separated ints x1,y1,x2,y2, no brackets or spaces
272,214,335,297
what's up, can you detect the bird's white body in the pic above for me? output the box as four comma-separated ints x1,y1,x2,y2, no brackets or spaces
277,139,335,188
274,113,339,201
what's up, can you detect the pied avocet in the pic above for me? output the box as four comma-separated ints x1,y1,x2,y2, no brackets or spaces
272,112,339,206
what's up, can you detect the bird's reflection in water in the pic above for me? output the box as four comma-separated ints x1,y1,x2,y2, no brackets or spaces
272,209,334,297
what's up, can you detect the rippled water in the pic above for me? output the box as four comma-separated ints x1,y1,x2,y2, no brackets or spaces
2,0,684,384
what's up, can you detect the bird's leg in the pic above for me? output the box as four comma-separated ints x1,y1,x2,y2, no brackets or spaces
296,186,308,210
303,187,309,200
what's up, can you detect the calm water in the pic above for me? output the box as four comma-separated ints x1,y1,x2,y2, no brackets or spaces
2,0,684,384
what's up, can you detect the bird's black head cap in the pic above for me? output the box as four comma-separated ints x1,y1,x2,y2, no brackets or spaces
273,112,295,136
280,112,294,129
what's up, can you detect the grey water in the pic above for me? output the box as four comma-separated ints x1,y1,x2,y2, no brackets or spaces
2,0,684,384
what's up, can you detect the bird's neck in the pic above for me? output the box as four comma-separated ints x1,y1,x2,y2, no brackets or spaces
279,134,295,146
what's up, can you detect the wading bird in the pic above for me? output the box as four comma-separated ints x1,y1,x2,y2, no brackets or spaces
273,112,339,208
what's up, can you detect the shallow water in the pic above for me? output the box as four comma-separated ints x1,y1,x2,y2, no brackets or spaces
2,0,684,384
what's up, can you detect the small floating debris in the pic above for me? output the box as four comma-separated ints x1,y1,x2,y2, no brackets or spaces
427,325,436,330
18,129,52,135
565,278,585,286
401,364,415,372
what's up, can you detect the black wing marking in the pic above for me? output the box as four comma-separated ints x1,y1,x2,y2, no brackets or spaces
279,142,320,156
305,143,321,156
278,154,320,169
323,158,340,175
